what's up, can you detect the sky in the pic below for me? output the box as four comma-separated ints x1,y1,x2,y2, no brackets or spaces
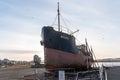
0,0,120,61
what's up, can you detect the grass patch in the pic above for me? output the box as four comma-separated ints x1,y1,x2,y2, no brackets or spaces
7,64,31,69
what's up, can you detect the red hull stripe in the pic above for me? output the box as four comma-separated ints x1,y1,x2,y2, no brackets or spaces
44,48,91,69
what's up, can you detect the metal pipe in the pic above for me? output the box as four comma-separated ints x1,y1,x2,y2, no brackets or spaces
57,2,60,31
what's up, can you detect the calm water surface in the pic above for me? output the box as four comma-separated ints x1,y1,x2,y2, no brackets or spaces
97,62,120,67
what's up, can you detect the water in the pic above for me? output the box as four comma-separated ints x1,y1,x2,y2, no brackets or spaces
97,62,120,67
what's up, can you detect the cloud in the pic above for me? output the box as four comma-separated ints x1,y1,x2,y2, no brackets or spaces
0,15,41,33
0,30,42,49
0,0,120,60
0,49,39,54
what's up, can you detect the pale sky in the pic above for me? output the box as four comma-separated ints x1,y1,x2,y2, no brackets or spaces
0,0,120,61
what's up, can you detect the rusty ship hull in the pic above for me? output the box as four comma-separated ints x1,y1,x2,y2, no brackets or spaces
44,48,92,70
41,27,93,71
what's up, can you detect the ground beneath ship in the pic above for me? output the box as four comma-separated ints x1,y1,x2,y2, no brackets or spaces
0,67,45,80
1,66,120,80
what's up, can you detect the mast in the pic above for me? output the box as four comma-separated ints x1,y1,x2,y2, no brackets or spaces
57,2,60,31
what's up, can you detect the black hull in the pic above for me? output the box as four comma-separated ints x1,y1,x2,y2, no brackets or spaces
42,26,78,54
41,26,93,70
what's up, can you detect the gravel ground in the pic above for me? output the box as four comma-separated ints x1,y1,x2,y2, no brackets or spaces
0,68,45,80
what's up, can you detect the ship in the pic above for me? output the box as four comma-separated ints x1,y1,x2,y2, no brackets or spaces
41,2,94,71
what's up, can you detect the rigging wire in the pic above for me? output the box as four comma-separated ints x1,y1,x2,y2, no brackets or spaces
50,5,83,45
61,15,76,32
61,13,83,45
51,14,58,27
60,14,73,33
89,46,99,68
92,50,99,68
61,14,80,31
60,11,84,44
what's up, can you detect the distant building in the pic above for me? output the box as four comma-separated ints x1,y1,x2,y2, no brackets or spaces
34,55,41,64
3,58,10,64
32,55,41,68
